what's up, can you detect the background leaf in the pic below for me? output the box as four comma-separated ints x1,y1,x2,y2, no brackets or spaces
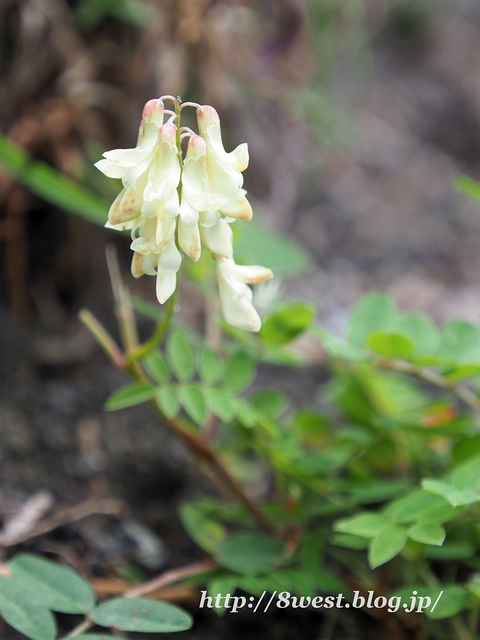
250,390,288,418
260,303,316,347
235,220,312,277
180,385,208,425
335,513,390,539
438,320,480,363
0,133,108,225
205,388,236,422
408,524,445,546
367,331,415,359
368,525,407,568
90,597,192,632
143,350,170,383
0,576,56,640
385,491,448,523
348,293,397,346
156,387,180,419
167,331,195,381
199,348,223,384
8,554,96,614
455,173,480,203
105,382,156,411
214,533,285,576
223,352,255,393
179,503,226,553
73,636,113,640
75,0,155,30
424,586,470,620
396,315,440,355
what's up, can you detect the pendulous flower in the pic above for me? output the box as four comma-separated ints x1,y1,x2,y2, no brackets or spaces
216,257,273,332
96,96,273,331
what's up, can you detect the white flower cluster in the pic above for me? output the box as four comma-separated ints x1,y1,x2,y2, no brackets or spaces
96,97,272,332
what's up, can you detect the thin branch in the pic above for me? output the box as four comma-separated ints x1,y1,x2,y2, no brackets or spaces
106,244,138,356
65,618,94,638
124,559,216,599
202,413,220,444
0,498,125,547
377,357,480,412
172,422,277,535
79,309,126,370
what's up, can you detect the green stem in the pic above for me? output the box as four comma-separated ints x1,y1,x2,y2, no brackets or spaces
450,615,471,640
99,235,277,536
470,601,479,639
127,289,177,365
174,98,183,200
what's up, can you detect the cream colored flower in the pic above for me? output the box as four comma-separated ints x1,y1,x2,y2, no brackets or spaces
131,217,182,304
178,134,227,261
95,98,166,231
197,106,252,221
200,216,233,258
96,97,273,329
216,257,273,332
96,104,182,304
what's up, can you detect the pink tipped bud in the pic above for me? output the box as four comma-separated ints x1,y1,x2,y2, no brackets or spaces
142,98,164,125
186,135,206,159
158,122,177,145
196,105,220,133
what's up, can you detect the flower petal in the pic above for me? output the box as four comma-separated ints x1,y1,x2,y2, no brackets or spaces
156,267,177,304
178,217,201,262
197,106,249,172
160,237,182,272
204,153,252,219
131,252,145,278
182,135,228,212
142,253,158,276
164,190,180,217
95,158,126,179
231,263,273,285
179,197,199,227
141,98,164,126
200,218,233,258
217,270,261,332
143,124,180,202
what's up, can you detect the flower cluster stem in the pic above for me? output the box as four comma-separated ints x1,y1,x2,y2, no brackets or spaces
127,289,177,366
81,251,277,537
174,98,183,200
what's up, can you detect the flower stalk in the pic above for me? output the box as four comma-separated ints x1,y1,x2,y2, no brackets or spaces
80,248,277,536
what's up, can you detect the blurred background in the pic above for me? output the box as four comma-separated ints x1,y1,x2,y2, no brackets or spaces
2,0,480,637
